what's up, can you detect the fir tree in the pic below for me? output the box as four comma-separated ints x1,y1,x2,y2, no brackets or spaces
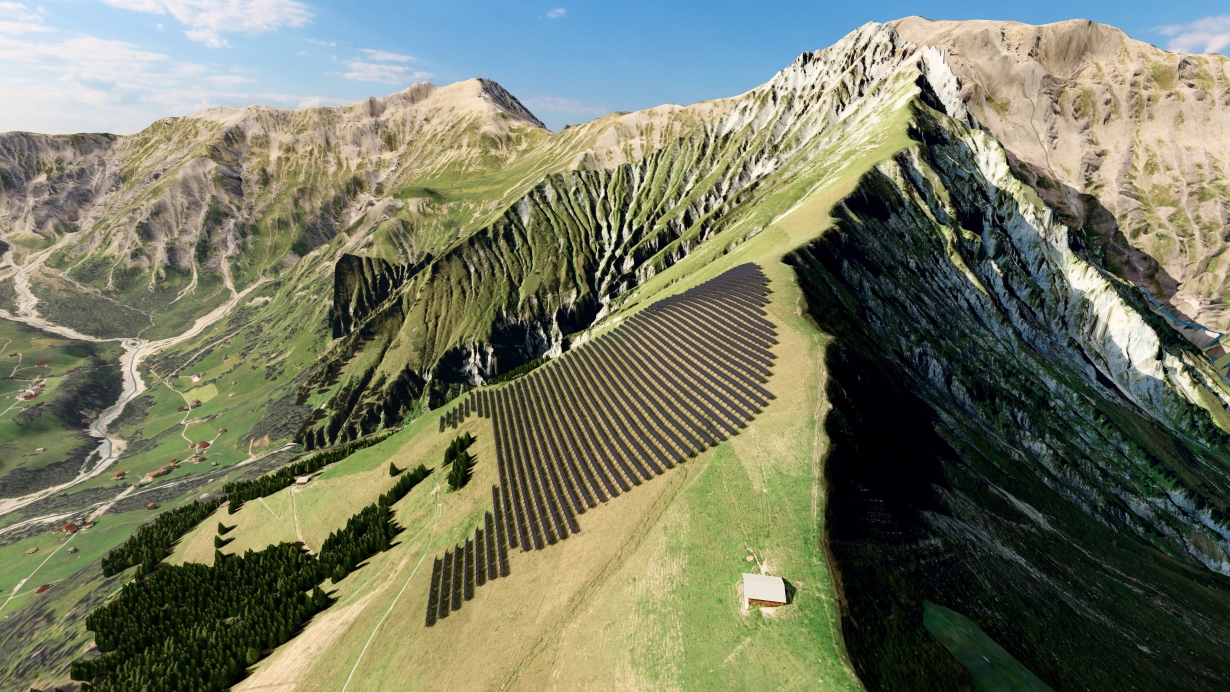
448,450,475,490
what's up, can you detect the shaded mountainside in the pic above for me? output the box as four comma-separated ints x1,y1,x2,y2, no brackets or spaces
6,17,1230,692
300,24,964,448
892,17,1230,332
788,99,1230,690
0,133,118,237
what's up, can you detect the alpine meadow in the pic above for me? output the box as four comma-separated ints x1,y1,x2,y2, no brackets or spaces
3,14,1230,692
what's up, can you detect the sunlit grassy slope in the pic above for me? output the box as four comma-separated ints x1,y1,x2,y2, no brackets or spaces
154,84,919,692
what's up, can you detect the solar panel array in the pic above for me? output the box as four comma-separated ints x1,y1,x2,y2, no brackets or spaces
426,263,777,624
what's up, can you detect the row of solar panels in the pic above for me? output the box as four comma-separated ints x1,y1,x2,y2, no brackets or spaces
425,263,778,625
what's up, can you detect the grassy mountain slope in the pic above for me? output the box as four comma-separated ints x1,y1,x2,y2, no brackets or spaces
3,18,1230,692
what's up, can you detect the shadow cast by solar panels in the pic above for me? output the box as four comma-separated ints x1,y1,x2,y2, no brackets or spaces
426,263,778,625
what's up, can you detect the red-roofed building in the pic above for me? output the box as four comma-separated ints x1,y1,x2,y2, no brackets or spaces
198,441,211,449
35,360,48,366
35,584,51,594
62,523,79,534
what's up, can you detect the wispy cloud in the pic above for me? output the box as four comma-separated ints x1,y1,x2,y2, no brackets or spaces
360,48,413,62
296,95,350,108
99,0,313,48
1157,15,1230,54
306,38,335,47
522,96,607,115
0,24,309,133
546,7,565,19
343,61,432,84
0,2,55,34
208,74,252,86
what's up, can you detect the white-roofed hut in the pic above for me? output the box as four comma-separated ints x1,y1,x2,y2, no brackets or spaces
742,573,787,608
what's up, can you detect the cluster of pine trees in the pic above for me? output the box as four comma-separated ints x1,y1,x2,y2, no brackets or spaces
73,543,330,692
224,432,394,514
445,433,477,490
487,357,548,385
73,464,433,692
319,502,393,582
101,499,222,577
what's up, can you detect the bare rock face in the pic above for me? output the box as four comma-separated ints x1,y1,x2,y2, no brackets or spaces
892,17,1230,331
0,78,551,335
0,133,117,243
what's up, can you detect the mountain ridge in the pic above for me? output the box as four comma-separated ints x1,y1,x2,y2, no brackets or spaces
2,17,1230,692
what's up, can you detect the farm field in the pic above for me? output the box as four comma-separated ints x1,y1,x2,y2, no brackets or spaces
0,319,124,499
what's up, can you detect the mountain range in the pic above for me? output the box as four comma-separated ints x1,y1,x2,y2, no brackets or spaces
1,16,1229,692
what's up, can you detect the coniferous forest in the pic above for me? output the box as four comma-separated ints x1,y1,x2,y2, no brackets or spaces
101,499,223,577
73,464,431,691
224,432,395,514
444,433,476,491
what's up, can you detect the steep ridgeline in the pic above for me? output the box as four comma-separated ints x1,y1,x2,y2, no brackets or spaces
0,78,548,337
0,133,117,237
892,18,1230,333
302,24,967,448
424,264,778,625
788,98,1230,688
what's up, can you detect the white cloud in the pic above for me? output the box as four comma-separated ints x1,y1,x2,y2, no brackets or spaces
0,29,303,133
1157,15,1230,54
296,95,348,108
208,74,251,85
522,96,607,115
360,48,413,62
343,61,431,84
0,1,55,33
306,38,334,46
546,7,565,19
99,0,313,48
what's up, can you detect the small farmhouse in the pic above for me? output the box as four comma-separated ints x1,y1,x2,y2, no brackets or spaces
295,476,311,486
743,573,788,608
62,523,79,534
35,584,51,594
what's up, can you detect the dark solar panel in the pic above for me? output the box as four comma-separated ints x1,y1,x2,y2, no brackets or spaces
425,263,780,627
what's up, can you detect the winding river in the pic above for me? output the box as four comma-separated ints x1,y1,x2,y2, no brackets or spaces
0,238,266,518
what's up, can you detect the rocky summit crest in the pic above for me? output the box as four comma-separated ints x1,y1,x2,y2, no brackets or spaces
2,18,1230,692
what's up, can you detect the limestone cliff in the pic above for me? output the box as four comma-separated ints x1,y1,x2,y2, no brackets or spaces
790,76,1230,690
893,17,1230,335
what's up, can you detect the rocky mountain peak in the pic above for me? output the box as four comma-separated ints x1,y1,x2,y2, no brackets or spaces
893,16,1230,333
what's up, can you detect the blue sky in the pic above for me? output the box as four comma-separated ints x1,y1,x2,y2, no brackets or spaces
1,1,1228,135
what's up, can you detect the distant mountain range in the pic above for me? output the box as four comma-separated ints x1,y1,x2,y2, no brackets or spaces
1,17,1229,692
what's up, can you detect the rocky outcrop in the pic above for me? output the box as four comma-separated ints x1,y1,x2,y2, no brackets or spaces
892,17,1230,333
476,78,548,130
0,133,117,240
789,95,1230,690
297,23,979,447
